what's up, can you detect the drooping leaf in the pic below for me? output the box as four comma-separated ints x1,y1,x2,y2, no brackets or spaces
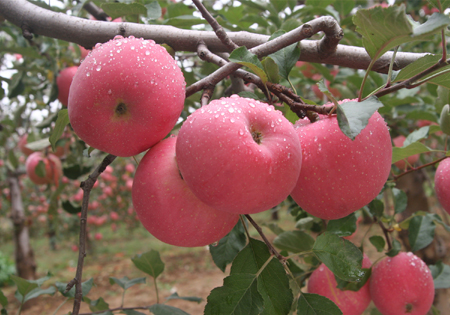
131,250,164,279
0,290,7,307
368,199,384,217
231,238,293,315
83,297,112,315
326,213,357,237
404,127,430,146
312,232,365,282
262,57,280,84
408,215,436,252
335,268,371,292
149,304,190,315
392,142,432,164
62,200,82,214
429,261,450,289
25,138,51,151
49,109,69,152
63,164,92,180
336,96,384,140
210,220,247,272
369,236,385,252
204,274,264,315
229,46,268,83
165,292,202,303
392,188,407,214
10,276,38,299
273,230,315,253
109,276,146,290
145,2,162,20
297,293,342,315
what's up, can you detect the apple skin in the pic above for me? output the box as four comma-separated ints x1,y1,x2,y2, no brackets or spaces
176,95,302,214
370,252,434,315
132,136,239,247
308,254,372,315
25,152,62,185
393,135,419,170
68,36,186,157
435,158,450,214
290,101,392,220
57,66,78,107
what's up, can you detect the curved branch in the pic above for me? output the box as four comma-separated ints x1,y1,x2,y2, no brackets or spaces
1,0,426,73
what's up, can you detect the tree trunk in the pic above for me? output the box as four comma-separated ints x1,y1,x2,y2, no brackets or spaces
8,172,36,280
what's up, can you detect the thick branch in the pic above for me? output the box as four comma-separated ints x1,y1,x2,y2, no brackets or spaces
0,0,426,72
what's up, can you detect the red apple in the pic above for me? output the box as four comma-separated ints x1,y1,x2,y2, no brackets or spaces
296,61,316,78
176,95,302,214
290,100,392,220
18,134,36,156
68,35,186,157
25,152,62,186
393,135,419,170
94,232,103,240
308,254,372,315
57,66,78,107
311,74,341,100
435,158,450,214
370,252,434,315
132,136,239,247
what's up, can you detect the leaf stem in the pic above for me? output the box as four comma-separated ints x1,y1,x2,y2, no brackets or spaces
153,277,160,304
52,297,69,315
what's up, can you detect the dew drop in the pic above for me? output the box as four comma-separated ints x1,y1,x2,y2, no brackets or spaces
145,51,150,55
115,41,122,46
131,46,135,50
113,35,124,40
86,72,91,77
96,65,102,71
94,43,102,49
230,118,235,123
107,89,112,95
228,108,235,113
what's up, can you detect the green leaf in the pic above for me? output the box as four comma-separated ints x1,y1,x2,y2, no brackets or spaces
354,6,449,60
49,109,69,152
109,276,146,291
305,0,335,9
7,150,18,170
439,104,450,135
404,127,430,146
386,239,401,257
335,268,371,292
408,215,436,251
131,250,164,279
336,96,384,140
121,310,147,315
165,292,202,303
231,239,293,315
55,278,94,298
268,31,301,80
84,297,112,314
368,199,384,217
273,230,315,253
10,276,38,298
295,217,315,231
229,46,268,83
25,138,51,151
392,142,432,164
334,0,355,16
394,55,444,82
429,261,450,289
0,290,7,308
22,286,56,303
392,188,407,214
261,57,280,84
62,200,82,214
369,236,385,252
149,304,190,315
204,274,263,315
63,164,92,180
210,220,247,272
101,3,147,20
35,160,47,178
326,213,357,237
297,293,343,315
312,232,365,282
145,2,162,20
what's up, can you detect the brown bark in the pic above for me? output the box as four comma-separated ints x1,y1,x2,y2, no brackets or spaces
8,171,37,280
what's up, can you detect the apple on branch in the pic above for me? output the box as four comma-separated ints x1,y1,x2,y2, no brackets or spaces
434,158,450,215
25,152,62,186
175,95,302,214
68,36,186,157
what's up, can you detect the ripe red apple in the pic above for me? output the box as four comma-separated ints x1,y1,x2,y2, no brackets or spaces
132,136,239,247
296,61,316,78
176,95,302,214
18,134,36,156
308,254,372,315
94,233,103,241
25,152,62,186
435,158,450,214
290,100,392,220
57,66,78,107
393,135,419,170
68,36,186,157
370,252,434,315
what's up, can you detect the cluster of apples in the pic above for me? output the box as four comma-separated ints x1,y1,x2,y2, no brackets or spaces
308,252,435,315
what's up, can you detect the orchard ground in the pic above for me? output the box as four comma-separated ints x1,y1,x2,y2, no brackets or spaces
2,208,450,315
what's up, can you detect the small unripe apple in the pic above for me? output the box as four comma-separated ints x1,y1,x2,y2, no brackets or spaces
370,252,434,315
393,135,419,170
435,158,450,214
290,100,392,220
25,152,62,186
176,95,302,214
308,254,372,315
68,36,186,157
132,136,239,247
57,66,78,107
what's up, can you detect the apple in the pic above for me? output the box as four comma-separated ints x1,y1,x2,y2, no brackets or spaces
57,66,78,107
296,61,316,78
370,252,434,315
175,95,302,214
94,233,103,241
25,152,62,186
311,74,341,100
18,134,36,156
290,100,392,220
68,35,186,157
435,158,450,214
132,136,239,247
308,254,372,315
392,135,419,170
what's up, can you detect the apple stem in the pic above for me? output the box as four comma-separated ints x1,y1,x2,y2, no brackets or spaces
245,214,285,262
375,218,392,251
201,86,215,106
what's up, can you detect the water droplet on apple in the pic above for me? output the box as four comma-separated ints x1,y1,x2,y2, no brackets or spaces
86,72,91,77
115,41,122,46
145,51,150,55
96,65,102,71
113,35,124,40
228,108,235,113
230,118,235,123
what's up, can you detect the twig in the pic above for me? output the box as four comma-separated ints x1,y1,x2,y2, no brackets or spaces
201,87,215,106
68,154,117,315
192,0,239,51
392,156,448,181
245,214,285,262
376,218,392,251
